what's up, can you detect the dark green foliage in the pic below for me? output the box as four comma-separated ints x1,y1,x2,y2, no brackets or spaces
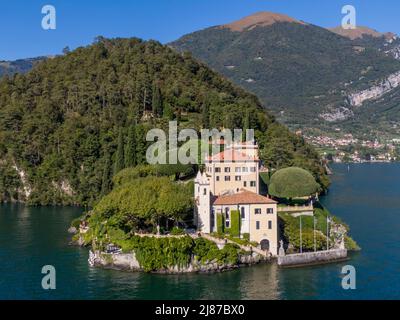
124,124,136,168
152,81,163,116
70,217,82,229
230,210,240,237
170,227,185,235
91,176,193,232
114,128,125,175
269,167,320,198
217,213,224,234
0,37,328,205
112,164,195,187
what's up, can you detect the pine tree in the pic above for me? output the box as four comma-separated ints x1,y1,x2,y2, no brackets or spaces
135,124,147,165
152,82,163,117
163,102,174,120
201,102,210,128
125,124,136,168
101,153,112,195
114,129,125,175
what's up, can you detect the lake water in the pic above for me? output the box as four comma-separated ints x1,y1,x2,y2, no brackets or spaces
1,163,400,300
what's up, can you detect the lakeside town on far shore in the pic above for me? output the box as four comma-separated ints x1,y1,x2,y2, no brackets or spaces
297,131,400,163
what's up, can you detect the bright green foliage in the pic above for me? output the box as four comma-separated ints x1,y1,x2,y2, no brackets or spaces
131,236,194,272
217,213,224,234
345,235,361,251
152,82,163,117
193,238,240,265
91,176,193,231
279,204,359,252
112,164,195,187
269,167,320,199
86,232,242,272
230,210,240,237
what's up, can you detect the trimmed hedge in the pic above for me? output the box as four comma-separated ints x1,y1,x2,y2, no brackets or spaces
217,213,225,234
230,210,240,237
269,167,320,198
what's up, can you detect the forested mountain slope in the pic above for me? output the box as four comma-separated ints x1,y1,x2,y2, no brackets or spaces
170,12,400,138
0,37,328,205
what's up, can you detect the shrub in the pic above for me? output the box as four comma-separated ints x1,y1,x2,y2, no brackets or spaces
70,218,82,229
230,210,240,237
269,167,320,198
170,227,185,235
193,238,220,263
132,236,194,272
217,213,224,234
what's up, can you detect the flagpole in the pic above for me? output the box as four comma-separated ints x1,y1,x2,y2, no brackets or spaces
300,215,303,254
326,214,329,251
314,215,316,252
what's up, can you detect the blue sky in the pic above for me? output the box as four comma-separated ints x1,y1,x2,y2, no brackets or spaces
1,0,400,60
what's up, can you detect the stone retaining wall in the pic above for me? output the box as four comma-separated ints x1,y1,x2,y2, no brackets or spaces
277,249,347,267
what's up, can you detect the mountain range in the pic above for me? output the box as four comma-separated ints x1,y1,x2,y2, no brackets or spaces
170,12,400,141
0,57,46,77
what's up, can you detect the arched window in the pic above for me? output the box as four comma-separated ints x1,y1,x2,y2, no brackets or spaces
225,208,230,228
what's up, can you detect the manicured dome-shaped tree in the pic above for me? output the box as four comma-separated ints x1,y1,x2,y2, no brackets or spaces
269,167,320,199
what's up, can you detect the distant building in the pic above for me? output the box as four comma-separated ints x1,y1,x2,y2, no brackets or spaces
194,141,278,255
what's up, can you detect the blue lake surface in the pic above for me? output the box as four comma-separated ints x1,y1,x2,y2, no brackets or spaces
0,163,399,299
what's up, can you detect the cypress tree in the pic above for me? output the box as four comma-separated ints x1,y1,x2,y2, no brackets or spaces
135,124,147,165
152,82,163,117
101,153,112,195
125,124,137,168
114,129,125,175
202,102,210,128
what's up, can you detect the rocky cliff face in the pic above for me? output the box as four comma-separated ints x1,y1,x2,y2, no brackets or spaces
89,250,266,273
348,70,400,107
386,45,400,60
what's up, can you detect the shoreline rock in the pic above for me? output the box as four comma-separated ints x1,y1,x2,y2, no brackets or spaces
88,250,270,274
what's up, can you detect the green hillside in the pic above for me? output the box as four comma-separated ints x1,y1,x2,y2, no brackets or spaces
0,37,329,205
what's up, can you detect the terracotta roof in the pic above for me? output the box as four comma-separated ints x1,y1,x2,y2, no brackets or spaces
213,190,277,205
207,149,259,162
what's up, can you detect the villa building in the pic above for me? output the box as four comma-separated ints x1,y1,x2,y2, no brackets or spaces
194,141,278,256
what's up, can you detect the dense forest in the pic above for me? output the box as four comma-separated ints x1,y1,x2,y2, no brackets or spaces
0,37,328,206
